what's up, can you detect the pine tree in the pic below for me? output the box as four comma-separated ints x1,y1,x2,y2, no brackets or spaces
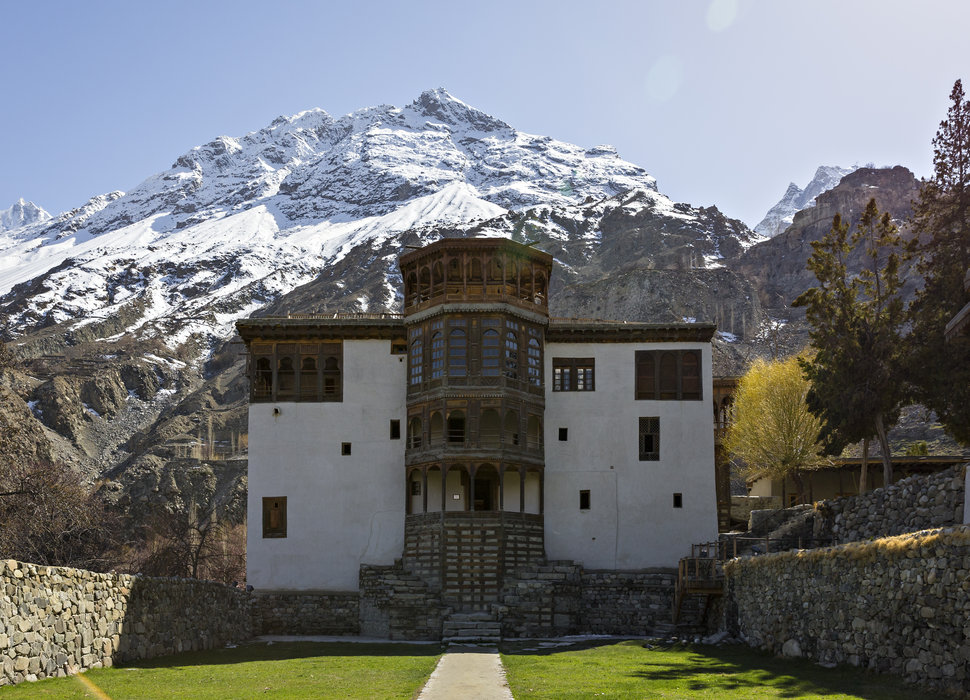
794,198,911,485
908,79,970,444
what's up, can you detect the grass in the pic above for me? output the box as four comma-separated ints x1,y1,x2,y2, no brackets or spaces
500,639,949,699
0,641,441,700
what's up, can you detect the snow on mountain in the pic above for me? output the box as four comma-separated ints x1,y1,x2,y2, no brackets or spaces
0,88,741,351
0,198,52,233
754,165,856,238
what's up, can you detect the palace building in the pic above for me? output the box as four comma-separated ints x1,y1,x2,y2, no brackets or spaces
238,237,717,635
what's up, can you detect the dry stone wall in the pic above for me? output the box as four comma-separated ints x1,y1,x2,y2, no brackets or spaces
815,465,966,543
724,527,970,696
0,559,250,686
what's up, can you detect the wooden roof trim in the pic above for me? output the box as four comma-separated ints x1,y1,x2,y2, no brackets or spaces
236,317,404,342
547,319,716,343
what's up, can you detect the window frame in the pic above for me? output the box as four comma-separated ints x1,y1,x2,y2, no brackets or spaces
635,350,703,401
552,357,595,392
638,416,660,461
262,496,287,538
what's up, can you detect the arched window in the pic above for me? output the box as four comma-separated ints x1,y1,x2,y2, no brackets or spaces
254,357,272,400
635,352,655,400
419,267,431,302
429,412,444,444
504,320,519,379
432,262,444,298
527,415,542,450
682,351,700,399
482,328,500,376
410,337,423,386
405,272,417,307
447,258,462,293
534,272,547,304
277,356,295,399
300,356,317,400
504,409,520,446
322,356,340,396
480,409,500,447
448,326,467,377
527,329,541,386
430,331,444,379
469,258,483,283
447,410,465,444
659,352,678,400
407,416,423,448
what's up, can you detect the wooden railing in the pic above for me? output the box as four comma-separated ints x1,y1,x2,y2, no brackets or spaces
673,537,838,623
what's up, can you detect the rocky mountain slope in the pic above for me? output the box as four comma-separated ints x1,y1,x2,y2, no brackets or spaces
0,89,770,521
754,165,856,239
3,91,962,524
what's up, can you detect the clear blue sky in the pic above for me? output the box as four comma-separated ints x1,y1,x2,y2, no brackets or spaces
2,0,969,227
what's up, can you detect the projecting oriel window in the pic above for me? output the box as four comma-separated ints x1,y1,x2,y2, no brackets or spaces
639,417,660,461
262,497,287,538
552,358,595,391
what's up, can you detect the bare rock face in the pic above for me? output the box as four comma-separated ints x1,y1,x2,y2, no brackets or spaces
731,166,920,315
34,376,89,442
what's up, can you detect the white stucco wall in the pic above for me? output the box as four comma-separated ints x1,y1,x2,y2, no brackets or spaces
247,339,407,592
543,341,717,569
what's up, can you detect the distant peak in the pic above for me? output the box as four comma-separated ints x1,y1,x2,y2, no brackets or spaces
409,88,511,133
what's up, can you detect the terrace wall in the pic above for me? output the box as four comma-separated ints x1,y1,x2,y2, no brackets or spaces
0,559,250,686
724,526,970,696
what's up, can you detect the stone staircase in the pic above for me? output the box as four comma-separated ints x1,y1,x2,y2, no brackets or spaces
441,610,502,644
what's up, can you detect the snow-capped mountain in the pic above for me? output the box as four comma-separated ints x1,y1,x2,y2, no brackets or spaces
0,88,770,516
0,88,742,348
0,198,51,233
754,165,856,238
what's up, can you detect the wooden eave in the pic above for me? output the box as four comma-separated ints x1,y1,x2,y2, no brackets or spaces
546,319,716,343
236,315,404,343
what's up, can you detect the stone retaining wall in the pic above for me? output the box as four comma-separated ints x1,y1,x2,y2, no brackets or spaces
0,559,249,686
499,562,702,638
815,464,966,543
724,526,970,695
359,563,443,640
251,592,359,636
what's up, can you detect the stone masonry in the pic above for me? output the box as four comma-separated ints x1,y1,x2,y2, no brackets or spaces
814,465,967,543
724,526,970,696
0,559,250,686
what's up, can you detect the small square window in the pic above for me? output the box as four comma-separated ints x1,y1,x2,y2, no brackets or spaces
558,427,568,441
341,442,352,456
673,492,683,509
390,419,401,440
579,490,590,510
262,497,287,538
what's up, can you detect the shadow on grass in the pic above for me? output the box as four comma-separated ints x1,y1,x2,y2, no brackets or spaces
502,640,937,700
122,641,443,670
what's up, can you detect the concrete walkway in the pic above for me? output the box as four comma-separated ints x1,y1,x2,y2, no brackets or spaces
417,645,514,700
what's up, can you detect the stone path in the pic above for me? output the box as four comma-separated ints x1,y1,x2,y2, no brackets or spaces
417,644,514,700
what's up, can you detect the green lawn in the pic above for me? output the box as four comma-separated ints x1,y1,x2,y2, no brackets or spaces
0,641,441,700
501,640,947,699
